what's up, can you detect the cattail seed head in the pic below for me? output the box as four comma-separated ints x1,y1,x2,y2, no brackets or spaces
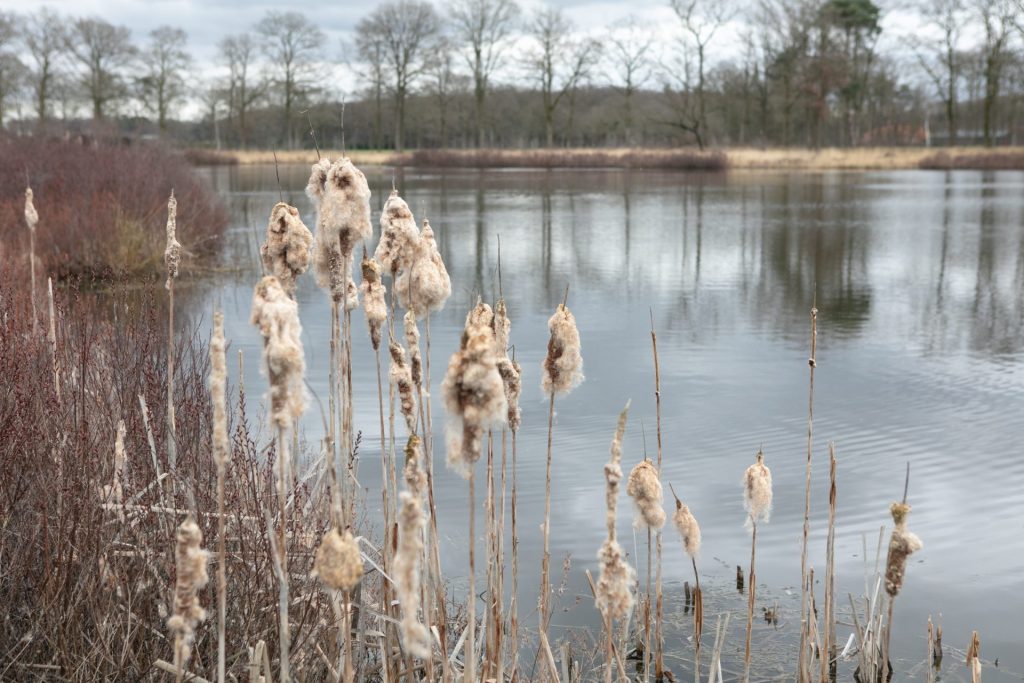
672,498,702,559
360,256,387,350
250,275,306,430
395,434,429,658
403,310,422,387
442,306,507,478
597,402,635,621
884,502,923,597
396,218,452,316
744,449,773,528
305,157,332,204
375,190,421,277
403,435,428,498
164,191,180,290
311,157,371,303
313,527,364,592
626,459,666,529
542,303,583,397
261,202,314,297
389,340,418,433
167,517,210,668
24,187,38,234
210,311,229,471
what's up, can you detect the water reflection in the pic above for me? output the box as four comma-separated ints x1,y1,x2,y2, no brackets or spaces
193,165,1024,679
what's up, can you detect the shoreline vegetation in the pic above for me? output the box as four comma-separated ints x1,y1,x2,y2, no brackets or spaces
189,145,1024,171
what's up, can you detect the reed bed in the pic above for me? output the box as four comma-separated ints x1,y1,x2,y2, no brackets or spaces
0,150,956,683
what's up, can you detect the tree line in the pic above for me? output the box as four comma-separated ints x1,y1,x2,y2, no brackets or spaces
1,0,1023,150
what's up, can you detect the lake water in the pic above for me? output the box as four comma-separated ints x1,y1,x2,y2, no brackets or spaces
190,164,1024,681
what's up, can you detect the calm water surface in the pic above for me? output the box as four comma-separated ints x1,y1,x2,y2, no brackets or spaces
190,164,1024,681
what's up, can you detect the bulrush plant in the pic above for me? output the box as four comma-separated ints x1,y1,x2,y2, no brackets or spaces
24,186,38,322
669,484,702,683
390,338,418,433
596,402,636,683
539,296,583,681
743,448,773,683
209,312,229,683
260,202,314,297
395,435,431,659
881,483,923,681
250,274,307,683
396,218,452,316
168,517,210,683
442,301,508,682
312,526,365,683
164,191,181,474
626,457,666,680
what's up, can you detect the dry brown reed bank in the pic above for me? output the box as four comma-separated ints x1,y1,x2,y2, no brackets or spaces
192,145,1024,171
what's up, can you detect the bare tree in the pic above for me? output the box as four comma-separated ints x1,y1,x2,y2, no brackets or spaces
449,0,520,147
220,32,266,148
912,0,966,145
670,0,733,147
974,0,1015,145
428,37,461,146
355,0,441,152
66,18,136,120
658,41,706,147
0,12,26,128
254,11,325,148
23,8,66,123
608,17,654,145
526,8,601,147
137,26,190,132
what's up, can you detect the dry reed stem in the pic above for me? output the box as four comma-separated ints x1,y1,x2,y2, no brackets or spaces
799,301,818,683
47,278,59,402
164,192,179,479
820,443,837,683
210,312,229,683
25,187,39,324
649,315,666,680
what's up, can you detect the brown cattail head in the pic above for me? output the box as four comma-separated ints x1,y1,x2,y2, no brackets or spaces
360,256,387,350
626,459,666,529
597,401,635,620
313,527,364,592
396,218,452,317
744,448,773,528
403,435,428,498
24,187,38,234
305,157,332,204
167,517,210,668
403,310,423,387
311,157,371,303
542,303,583,397
210,311,229,471
261,202,314,297
375,190,421,277
441,306,508,478
395,489,429,657
164,191,180,290
250,275,306,430
493,298,521,430
672,496,702,559
389,340,418,434
884,501,923,597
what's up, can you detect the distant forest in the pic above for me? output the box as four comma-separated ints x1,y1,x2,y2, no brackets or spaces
1,0,1023,150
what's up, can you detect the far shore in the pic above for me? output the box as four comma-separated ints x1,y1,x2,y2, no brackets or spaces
187,146,1024,171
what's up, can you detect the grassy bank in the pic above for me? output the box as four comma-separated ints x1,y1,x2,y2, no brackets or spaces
190,145,1024,170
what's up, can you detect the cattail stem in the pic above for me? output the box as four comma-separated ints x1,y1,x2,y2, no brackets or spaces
47,278,59,403
466,472,476,683
277,426,291,683
820,443,838,683
744,521,757,683
509,428,520,679
692,556,702,683
650,314,665,680
29,229,37,326
800,301,818,682
540,392,556,657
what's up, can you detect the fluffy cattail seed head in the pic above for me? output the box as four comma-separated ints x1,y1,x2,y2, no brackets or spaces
395,434,429,658
626,459,666,529
744,449,773,528
313,527,364,592
542,303,583,396
305,157,332,204
885,502,923,597
389,340,418,433
261,202,314,297
404,435,428,498
597,402,635,620
24,187,38,234
210,311,229,471
375,190,421,277
360,256,387,350
250,276,306,429
164,191,180,290
672,497,702,559
396,219,452,316
442,307,507,478
167,517,210,668
311,157,371,303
